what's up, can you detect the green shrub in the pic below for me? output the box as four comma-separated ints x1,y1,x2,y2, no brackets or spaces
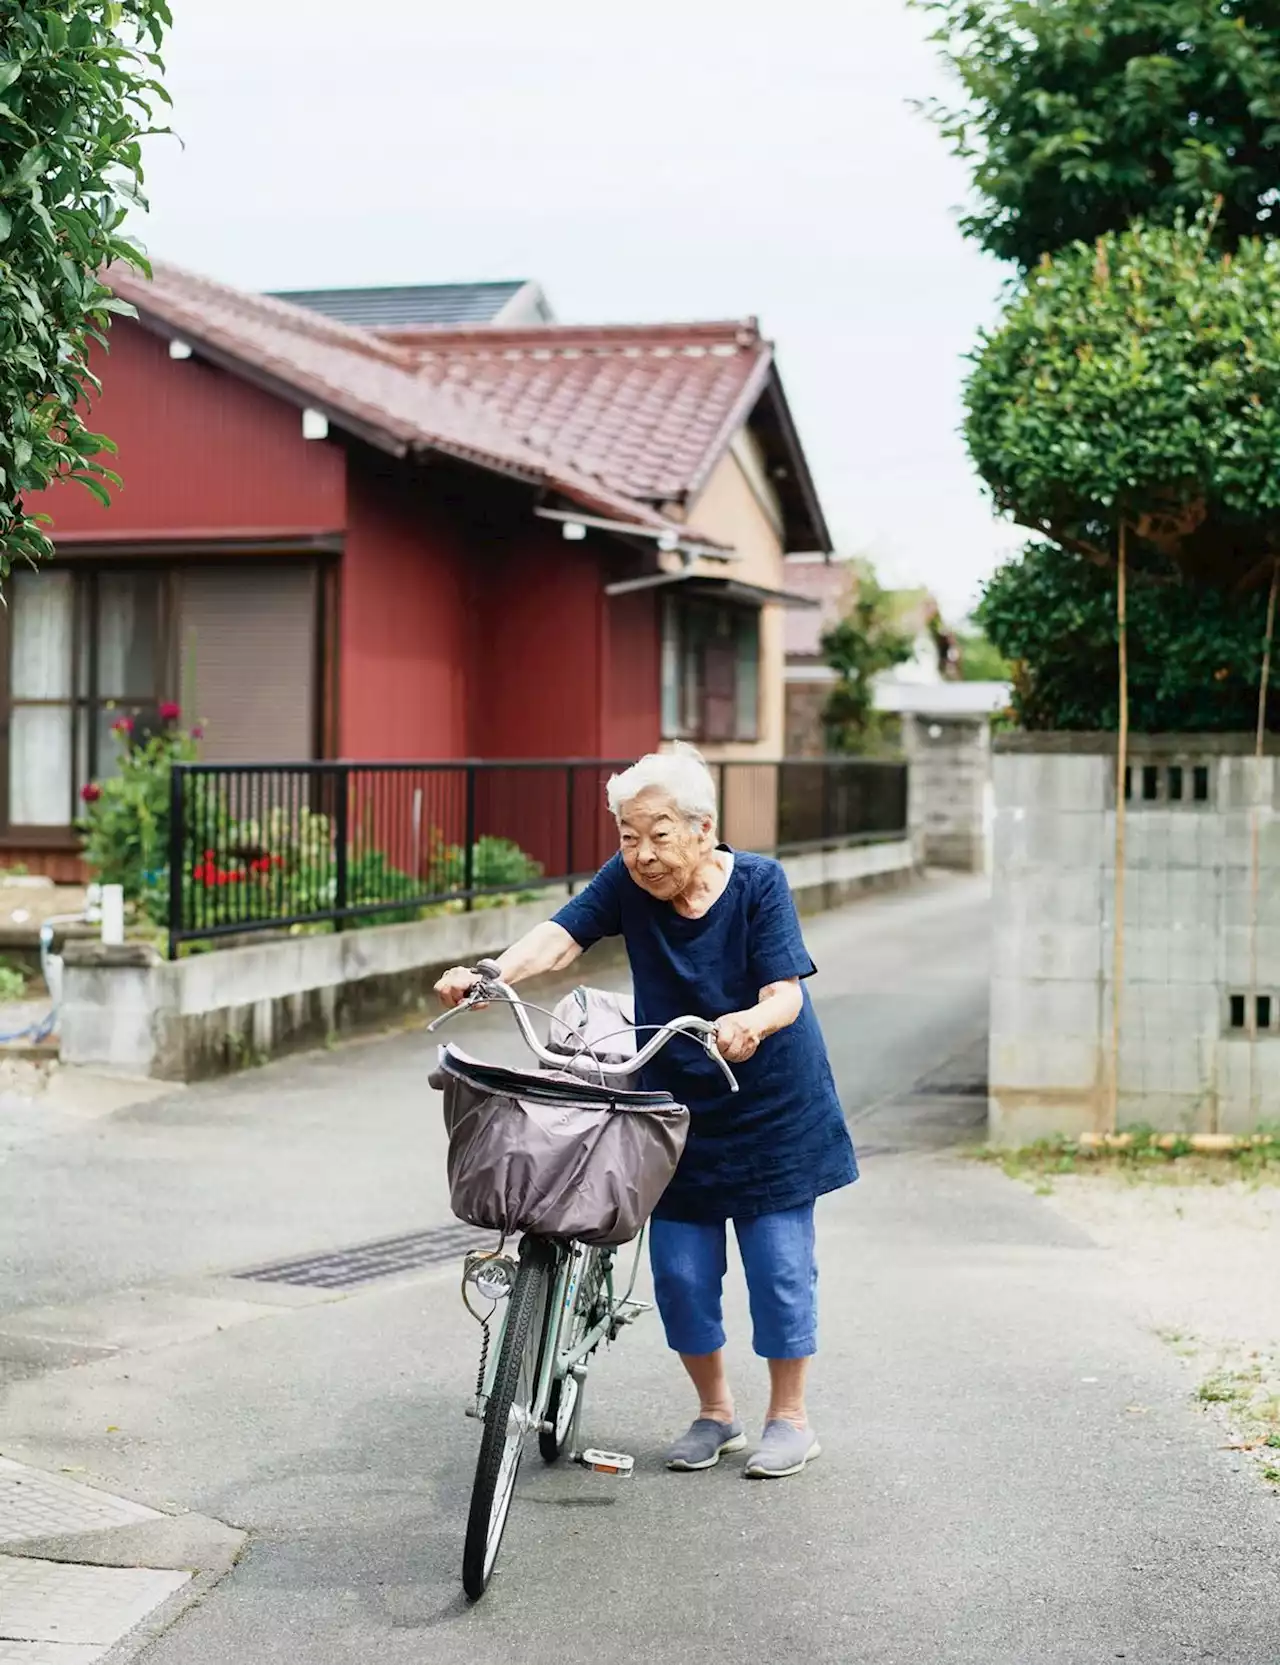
977,543,1276,732
79,708,199,927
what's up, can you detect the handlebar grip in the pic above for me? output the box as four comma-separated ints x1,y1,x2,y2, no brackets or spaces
474,959,503,980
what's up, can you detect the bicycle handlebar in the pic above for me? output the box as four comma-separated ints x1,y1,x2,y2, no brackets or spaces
428,959,740,1093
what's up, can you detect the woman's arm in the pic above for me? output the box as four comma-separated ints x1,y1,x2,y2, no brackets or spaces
434,921,584,1008
714,977,804,1064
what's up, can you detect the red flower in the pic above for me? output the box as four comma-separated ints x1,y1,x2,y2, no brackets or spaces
191,725,205,741
80,782,102,804
159,701,181,723
111,716,134,737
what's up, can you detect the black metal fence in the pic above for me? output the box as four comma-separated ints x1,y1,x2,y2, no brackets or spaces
166,757,909,957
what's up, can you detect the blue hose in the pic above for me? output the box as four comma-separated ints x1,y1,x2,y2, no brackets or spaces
0,923,60,1045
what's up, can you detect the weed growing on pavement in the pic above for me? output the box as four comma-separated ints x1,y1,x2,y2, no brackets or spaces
1175,1347,1280,1489
971,1126,1280,1187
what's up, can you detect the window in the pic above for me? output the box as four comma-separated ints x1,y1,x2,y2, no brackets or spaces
661,597,760,743
4,567,166,830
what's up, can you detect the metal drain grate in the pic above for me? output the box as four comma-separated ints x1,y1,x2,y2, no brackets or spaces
234,1223,495,1290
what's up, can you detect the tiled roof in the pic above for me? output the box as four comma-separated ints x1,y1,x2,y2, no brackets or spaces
272,280,550,330
107,262,712,542
385,322,772,506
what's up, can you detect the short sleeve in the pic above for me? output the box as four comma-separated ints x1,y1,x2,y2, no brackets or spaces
747,860,816,987
552,854,625,950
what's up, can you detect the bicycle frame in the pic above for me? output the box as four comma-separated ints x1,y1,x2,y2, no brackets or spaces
470,1229,648,1436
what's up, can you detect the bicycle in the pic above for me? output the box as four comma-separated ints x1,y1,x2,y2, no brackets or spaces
428,961,738,1601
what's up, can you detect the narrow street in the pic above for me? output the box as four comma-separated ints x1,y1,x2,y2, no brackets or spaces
1,877,1276,1664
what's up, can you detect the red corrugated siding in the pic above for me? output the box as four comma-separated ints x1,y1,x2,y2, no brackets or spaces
24,319,346,540
602,589,661,760
339,453,470,761
469,523,603,758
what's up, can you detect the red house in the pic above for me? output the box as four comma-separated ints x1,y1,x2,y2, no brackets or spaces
9,266,830,877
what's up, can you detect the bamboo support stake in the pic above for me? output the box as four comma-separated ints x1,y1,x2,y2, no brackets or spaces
1108,522,1129,1135
1248,559,1279,1125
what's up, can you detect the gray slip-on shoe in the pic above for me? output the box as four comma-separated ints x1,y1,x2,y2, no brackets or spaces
665,1417,747,1471
744,1419,821,1479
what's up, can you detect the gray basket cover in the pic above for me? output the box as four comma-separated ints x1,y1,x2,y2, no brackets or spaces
432,1046,689,1247
543,985,638,1078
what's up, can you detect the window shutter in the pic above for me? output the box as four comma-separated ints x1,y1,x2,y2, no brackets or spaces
179,565,318,761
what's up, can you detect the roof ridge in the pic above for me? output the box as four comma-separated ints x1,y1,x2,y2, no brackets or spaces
114,259,413,368
380,319,765,354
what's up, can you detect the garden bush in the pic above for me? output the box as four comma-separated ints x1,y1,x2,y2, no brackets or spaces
977,543,1276,732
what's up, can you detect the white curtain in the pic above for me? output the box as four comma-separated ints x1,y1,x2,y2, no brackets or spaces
9,571,73,826
97,573,156,699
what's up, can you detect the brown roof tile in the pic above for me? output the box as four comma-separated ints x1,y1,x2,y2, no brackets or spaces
107,262,724,543
388,322,772,505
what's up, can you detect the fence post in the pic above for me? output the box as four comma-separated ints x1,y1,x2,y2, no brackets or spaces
564,764,576,895
463,763,476,911
821,761,833,848
167,763,184,961
333,764,350,930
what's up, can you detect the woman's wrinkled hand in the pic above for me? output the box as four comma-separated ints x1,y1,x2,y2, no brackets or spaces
434,966,482,1010
714,1012,761,1064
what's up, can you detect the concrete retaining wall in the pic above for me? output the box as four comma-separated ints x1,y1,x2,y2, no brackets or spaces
62,840,916,1081
990,733,1280,1143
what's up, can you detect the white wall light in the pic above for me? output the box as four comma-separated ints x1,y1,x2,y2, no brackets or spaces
168,339,193,360
302,408,329,441
561,520,586,541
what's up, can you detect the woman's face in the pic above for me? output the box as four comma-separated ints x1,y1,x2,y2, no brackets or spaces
618,790,715,901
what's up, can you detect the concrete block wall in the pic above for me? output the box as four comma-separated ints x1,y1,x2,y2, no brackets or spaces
990,733,1280,1143
903,714,993,874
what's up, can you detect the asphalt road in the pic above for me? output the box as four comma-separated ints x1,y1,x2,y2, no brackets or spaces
1,874,1277,1664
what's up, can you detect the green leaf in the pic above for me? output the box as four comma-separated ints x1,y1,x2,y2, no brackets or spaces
0,61,21,94
70,472,114,508
0,206,11,243
40,10,67,52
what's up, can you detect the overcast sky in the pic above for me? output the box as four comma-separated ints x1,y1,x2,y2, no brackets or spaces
135,0,1023,619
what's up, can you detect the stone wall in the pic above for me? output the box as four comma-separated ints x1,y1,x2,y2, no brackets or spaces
990,732,1280,1143
903,714,992,874
61,839,918,1082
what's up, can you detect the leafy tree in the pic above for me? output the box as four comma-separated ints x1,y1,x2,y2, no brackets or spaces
964,212,1280,595
955,627,1011,682
0,1,171,574
976,541,1275,730
820,563,915,753
916,0,1280,269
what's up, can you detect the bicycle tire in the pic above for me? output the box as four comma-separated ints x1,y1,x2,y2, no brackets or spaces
462,1236,554,1601
539,1247,607,1464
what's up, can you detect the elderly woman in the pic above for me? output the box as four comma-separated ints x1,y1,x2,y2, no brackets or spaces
435,746,857,1479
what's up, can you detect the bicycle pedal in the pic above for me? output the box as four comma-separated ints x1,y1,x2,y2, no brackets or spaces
578,1449,635,1477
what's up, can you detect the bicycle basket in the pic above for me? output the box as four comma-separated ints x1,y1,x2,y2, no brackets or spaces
431,1045,690,1247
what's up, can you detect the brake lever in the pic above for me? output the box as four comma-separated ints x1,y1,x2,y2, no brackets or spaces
426,985,488,1034
705,1029,740,1094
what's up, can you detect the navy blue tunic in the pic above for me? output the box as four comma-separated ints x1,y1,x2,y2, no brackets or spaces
552,849,857,1223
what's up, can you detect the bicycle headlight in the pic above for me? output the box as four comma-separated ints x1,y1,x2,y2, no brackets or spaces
465,1252,517,1302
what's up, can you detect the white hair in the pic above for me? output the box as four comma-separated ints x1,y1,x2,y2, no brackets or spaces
606,743,718,828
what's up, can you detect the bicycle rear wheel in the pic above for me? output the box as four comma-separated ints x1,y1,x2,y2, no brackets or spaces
462,1236,555,1601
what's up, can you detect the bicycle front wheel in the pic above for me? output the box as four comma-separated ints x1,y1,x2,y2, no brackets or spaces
462,1236,554,1601
539,1246,608,1464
